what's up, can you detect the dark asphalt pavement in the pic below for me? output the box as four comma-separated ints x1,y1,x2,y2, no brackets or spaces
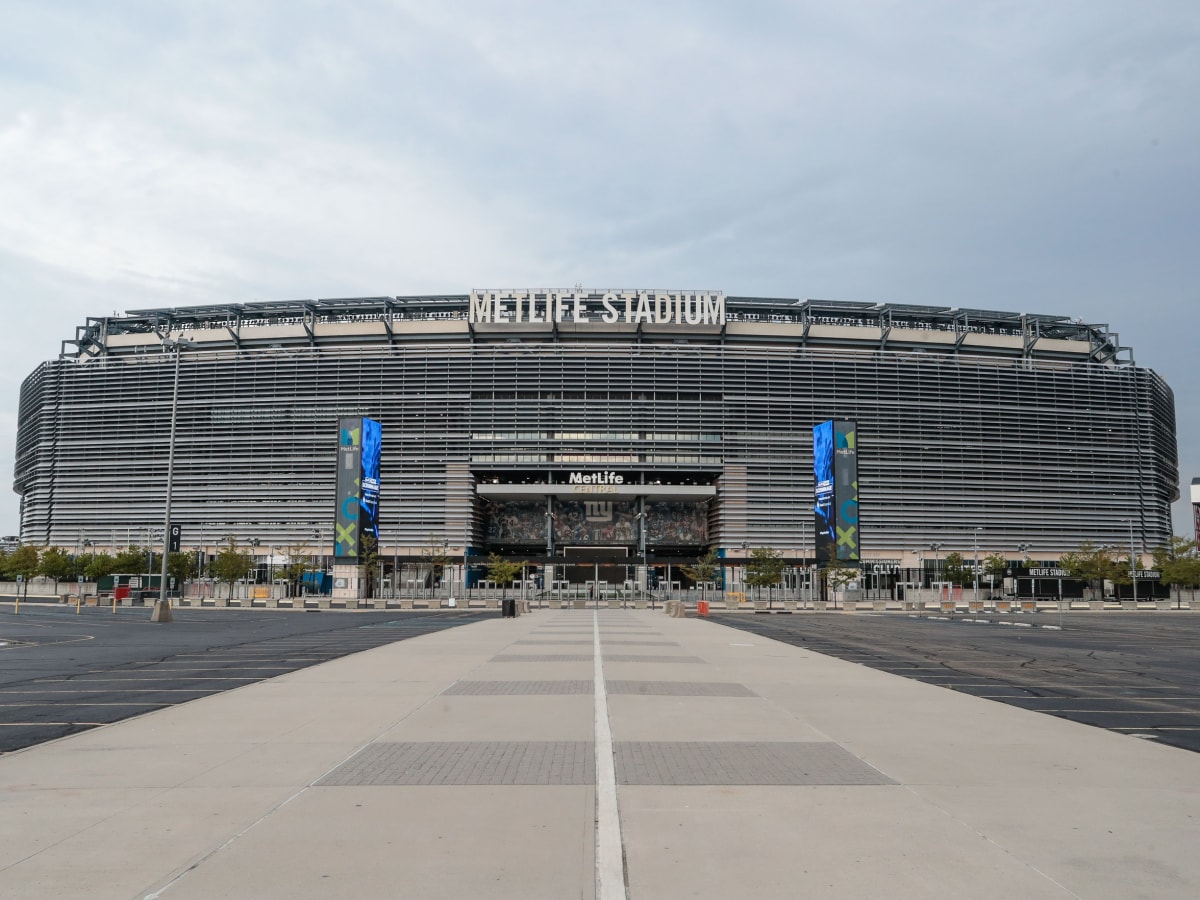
0,604,491,753
709,611,1200,753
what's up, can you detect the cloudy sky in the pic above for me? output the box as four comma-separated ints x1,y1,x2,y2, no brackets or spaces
1,0,1197,537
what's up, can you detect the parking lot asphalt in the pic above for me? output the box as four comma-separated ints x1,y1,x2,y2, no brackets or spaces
710,611,1200,753
0,605,490,753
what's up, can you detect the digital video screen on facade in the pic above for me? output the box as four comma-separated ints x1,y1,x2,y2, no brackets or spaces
814,419,858,565
334,416,381,561
486,500,707,546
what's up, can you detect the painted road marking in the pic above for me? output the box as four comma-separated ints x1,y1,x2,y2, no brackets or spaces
593,612,627,900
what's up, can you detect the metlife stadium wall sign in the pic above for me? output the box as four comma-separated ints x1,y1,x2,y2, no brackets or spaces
469,289,726,326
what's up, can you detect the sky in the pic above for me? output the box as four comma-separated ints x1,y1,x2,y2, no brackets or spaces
1,0,1197,539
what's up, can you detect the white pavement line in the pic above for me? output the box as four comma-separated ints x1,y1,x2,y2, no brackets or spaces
594,612,628,900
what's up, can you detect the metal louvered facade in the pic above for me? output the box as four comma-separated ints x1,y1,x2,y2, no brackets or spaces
13,293,1178,565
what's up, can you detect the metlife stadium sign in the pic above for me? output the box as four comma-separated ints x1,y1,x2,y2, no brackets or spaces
469,289,725,326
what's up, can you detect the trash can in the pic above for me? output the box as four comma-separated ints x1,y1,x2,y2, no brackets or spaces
502,597,516,618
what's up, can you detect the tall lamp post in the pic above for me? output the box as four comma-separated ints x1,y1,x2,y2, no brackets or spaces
152,336,192,623
1016,543,1030,600
972,527,982,606
635,508,647,594
310,528,322,595
929,542,942,603
1128,519,1138,604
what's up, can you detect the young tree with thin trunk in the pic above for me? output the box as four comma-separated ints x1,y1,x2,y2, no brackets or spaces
212,537,254,601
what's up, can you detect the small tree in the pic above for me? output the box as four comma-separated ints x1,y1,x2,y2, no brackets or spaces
85,553,118,582
941,552,972,587
824,558,859,607
360,533,381,598
1152,536,1200,602
744,547,785,601
680,548,721,589
279,544,311,598
420,534,451,589
39,546,73,591
1060,542,1121,598
486,553,523,596
211,537,254,601
983,553,1008,597
167,552,196,597
8,546,40,597
113,545,157,575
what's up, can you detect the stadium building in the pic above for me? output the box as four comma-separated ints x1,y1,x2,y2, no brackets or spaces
14,290,1179,594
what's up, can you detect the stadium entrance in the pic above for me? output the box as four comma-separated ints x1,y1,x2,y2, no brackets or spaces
474,469,716,587
563,547,630,591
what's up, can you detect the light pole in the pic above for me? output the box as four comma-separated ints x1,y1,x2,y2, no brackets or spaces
913,549,923,610
310,528,321,596
153,336,192,623
635,508,647,595
1128,519,1138,604
972,527,982,606
929,542,942,605
1016,543,1030,600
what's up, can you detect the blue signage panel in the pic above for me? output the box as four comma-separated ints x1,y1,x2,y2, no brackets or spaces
334,416,382,561
813,420,835,564
360,417,382,545
814,419,858,565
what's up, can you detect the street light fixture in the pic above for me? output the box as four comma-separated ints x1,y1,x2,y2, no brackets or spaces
972,527,982,606
1127,519,1138,604
152,336,193,623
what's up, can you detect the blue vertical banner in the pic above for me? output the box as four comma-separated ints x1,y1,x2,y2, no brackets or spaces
832,421,859,563
334,416,382,561
360,417,382,546
814,419,858,565
813,420,835,564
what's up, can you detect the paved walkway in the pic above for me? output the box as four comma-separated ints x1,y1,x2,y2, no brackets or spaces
2,609,1199,899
